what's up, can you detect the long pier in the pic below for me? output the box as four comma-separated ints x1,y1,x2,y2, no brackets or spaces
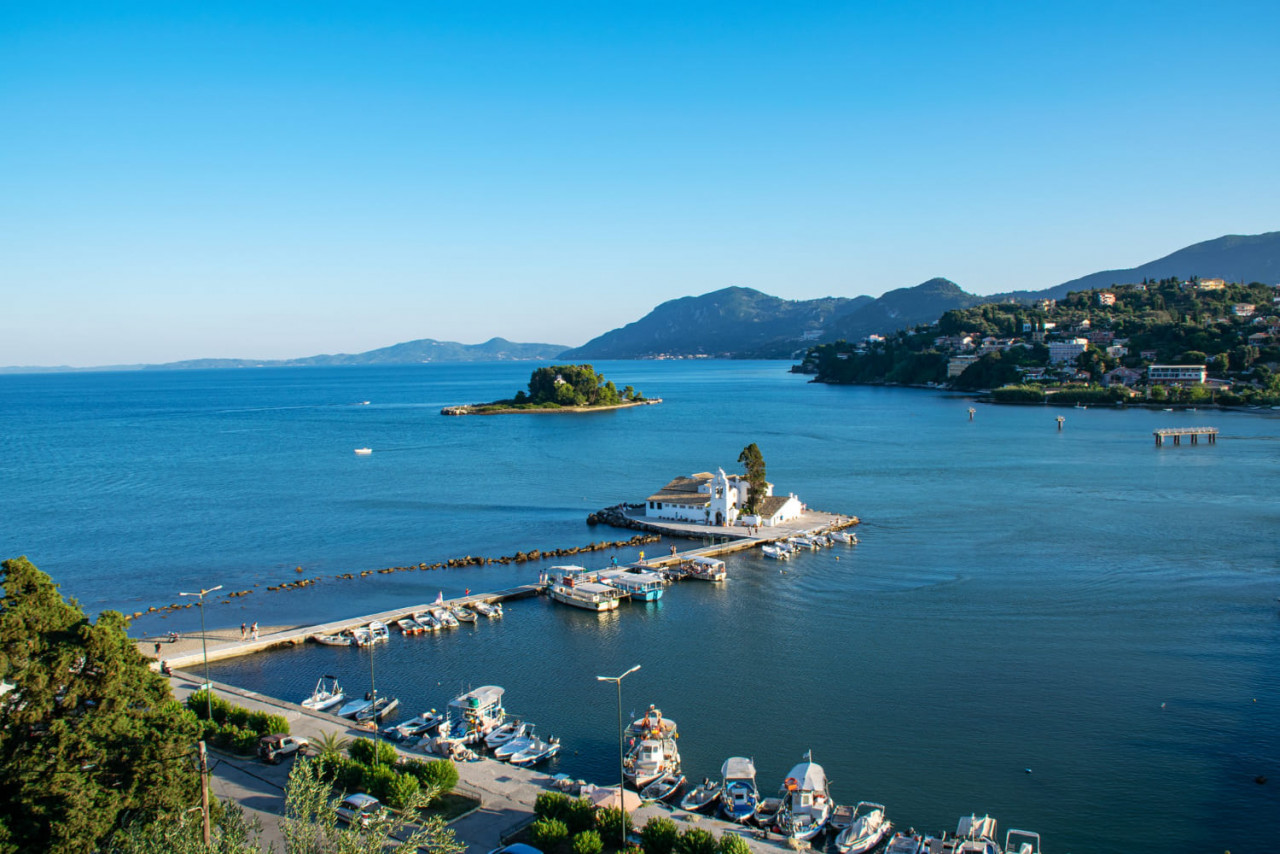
149,509,858,671
1154,426,1218,446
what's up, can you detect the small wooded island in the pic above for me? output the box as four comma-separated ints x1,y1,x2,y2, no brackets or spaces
441,364,660,415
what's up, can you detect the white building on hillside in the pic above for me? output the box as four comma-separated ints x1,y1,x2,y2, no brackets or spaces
644,468,803,528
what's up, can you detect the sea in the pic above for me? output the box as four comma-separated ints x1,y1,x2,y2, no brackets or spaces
2,361,1277,853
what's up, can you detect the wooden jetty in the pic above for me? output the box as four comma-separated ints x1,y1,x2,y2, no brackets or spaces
1154,427,1218,446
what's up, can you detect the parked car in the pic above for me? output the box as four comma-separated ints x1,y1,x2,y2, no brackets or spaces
257,733,309,764
335,793,382,827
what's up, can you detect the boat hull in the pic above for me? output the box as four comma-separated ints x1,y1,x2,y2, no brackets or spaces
549,588,620,611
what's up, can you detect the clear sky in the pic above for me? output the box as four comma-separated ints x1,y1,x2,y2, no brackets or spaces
3,1,1278,365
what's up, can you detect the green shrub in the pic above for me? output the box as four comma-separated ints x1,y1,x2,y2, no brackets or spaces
595,807,632,842
530,818,569,850
535,791,572,821
383,771,421,811
412,758,459,794
247,710,290,736
310,752,342,782
717,834,751,854
674,828,717,854
348,737,378,765
336,757,365,793
572,829,603,854
640,817,679,854
232,727,260,754
362,764,399,802
186,690,233,723
991,384,1046,403
225,704,251,730
564,798,596,834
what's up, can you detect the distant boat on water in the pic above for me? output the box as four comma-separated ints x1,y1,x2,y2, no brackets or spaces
354,448,372,455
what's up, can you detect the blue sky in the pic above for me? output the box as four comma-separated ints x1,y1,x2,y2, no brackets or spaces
3,1,1278,365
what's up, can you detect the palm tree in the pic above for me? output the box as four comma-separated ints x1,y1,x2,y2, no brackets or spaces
314,731,351,758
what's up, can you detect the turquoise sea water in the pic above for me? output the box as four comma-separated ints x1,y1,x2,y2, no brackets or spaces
2,362,1278,852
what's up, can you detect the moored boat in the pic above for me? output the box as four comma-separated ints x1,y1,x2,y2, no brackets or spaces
440,685,506,744
301,675,345,712
493,728,537,761
311,633,354,646
431,607,459,628
347,627,372,647
485,719,531,749
1004,829,1042,854
367,621,390,643
775,751,832,841
640,772,686,802
719,756,760,823
884,832,924,854
941,814,1001,854
354,695,399,722
828,531,858,545
471,600,495,618
396,618,422,635
598,567,666,601
509,735,560,767
413,611,440,631
624,705,680,788
752,797,784,829
761,545,789,560
679,778,721,813
548,566,626,612
835,802,892,854
382,710,443,741
336,696,373,719
451,605,478,623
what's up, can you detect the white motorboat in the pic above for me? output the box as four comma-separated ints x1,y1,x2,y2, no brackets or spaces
835,802,892,854
368,621,390,643
509,735,560,767
791,537,820,550
548,566,626,612
493,729,537,761
641,772,686,802
354,448,372,455
485,719,531,749
687,557,726,581
471,601,495,618
761,545,789,560
775,752,832,841
413,611,440,631
347,627,372,647
884,832,924,854
311,633,354,646
431,607,459,628
624,705,680,788
828,531,858,545
1004,829,1042,854
679,778,721,813
382,710,443,741
451,605,478,623
941,814,1001,854
301,675,345,712
336,696,373,719
354,695,399,722
719,756,760,823
396,618,422,635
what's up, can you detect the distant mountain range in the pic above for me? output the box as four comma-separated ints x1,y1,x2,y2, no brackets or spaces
566,231,1280,358
7,231,1277,372
0,337,568,374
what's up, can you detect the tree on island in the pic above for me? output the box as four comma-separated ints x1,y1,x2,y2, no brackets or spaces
737,444,767,514
521,365,642,407
0,557,201,854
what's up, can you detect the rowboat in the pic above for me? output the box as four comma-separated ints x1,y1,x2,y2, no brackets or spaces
311,633,353,646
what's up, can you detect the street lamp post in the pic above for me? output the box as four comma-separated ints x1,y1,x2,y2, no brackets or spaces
597,664,641,850
178,585,223,722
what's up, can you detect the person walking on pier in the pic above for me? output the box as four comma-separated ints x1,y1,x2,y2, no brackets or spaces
250,622,258,640
240,622,247,640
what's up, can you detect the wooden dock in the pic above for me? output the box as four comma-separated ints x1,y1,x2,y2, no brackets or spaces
1154,427,1218,446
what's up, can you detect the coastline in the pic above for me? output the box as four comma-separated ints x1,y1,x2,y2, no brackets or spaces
441,399,662,416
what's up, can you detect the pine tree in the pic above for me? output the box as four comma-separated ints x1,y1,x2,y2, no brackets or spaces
736,444,767,514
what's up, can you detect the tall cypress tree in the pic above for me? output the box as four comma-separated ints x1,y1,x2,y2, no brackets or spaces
0,557,200,854
737,444,767,514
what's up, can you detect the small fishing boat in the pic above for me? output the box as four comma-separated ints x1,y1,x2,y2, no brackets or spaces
679,778,721,813
310,633,354,646
775,752,832,841
347,627,372,647
1004,829,1042,854
835,802,892,854
431,607,459,628
413,611,440,631
488,602,504,618
752,797,784,829
485,719,531,749
624,705,681,788
791,536,820,550
451,605,478,623
471,601,495,618
354,695,399,722
440,685,506,745
301,675,345,712
336,696,373,719
382,710,443,741
367,621,391,643
828,531,858,545
720,757,760,823
884,832,924,854
761,545,789,560
354,448,372,455
509,735,560,767
939,814,1001,854
493,730,537,761
396,618,422,635
641,772,686,803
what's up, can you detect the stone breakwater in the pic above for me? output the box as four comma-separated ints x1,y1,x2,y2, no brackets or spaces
586,502,663,533
126,532,661,622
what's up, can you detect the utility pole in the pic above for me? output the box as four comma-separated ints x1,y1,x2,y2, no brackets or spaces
199,740,211,847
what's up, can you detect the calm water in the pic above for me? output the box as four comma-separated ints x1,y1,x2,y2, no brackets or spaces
3,363,1278,853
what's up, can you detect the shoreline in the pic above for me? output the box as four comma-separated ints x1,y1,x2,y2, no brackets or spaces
441,399,662,416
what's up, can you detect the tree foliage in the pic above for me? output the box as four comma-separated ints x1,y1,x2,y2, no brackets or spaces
736,444,767,514
639,817,679,854
0,557,201,854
